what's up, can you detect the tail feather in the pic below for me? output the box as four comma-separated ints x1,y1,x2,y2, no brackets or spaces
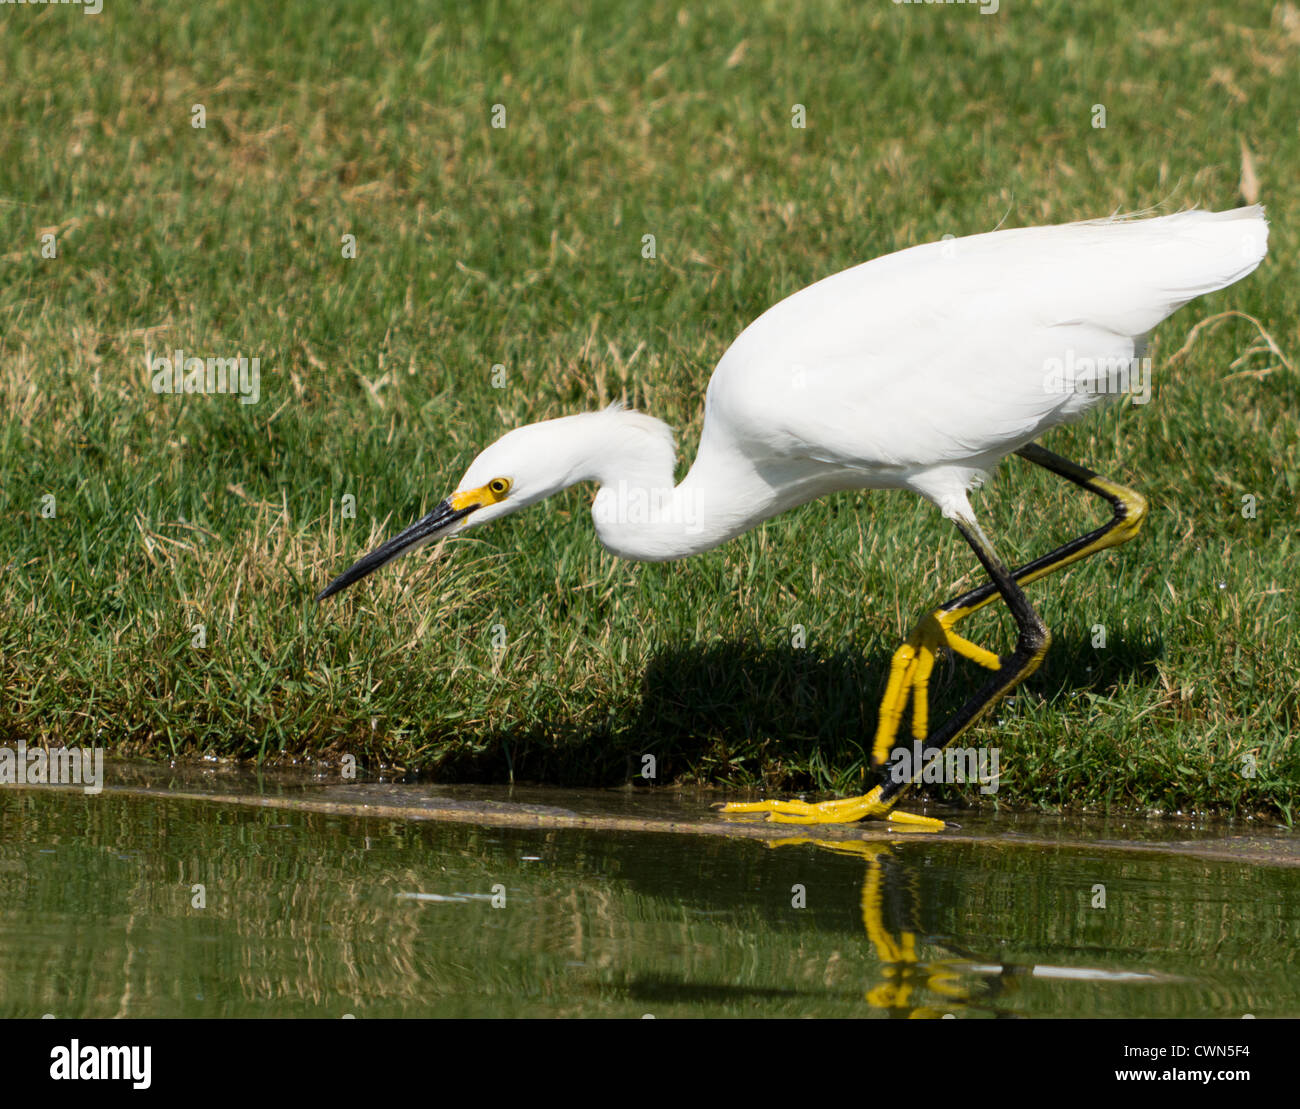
1040,206,1268,336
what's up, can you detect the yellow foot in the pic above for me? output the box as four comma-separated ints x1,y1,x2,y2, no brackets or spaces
719,786,945,830
871,607,1001,768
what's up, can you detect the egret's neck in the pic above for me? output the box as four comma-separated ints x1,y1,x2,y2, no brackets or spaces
587,419,822,562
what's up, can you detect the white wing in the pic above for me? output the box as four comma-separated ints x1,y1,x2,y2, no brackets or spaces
707,207,1268,480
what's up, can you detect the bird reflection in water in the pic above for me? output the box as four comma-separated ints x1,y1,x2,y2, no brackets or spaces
769,837,1018,1018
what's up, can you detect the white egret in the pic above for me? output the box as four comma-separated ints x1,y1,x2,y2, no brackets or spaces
318,206,1268,828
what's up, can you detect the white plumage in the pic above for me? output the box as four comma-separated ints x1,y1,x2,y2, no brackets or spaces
434,206,1266,563
319,206,1267,573
322,206,1267,572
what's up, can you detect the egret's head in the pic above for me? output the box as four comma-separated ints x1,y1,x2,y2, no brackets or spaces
316,407,671,600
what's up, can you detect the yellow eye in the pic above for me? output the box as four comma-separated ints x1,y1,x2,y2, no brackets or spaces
487,478,511,499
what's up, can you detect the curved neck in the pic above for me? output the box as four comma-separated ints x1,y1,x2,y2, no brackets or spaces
587,422,840,562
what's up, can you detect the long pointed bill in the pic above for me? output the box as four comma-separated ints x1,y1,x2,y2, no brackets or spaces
316,493,481,601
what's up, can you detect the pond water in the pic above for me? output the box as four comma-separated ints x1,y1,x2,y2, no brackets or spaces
1,769,1296,1018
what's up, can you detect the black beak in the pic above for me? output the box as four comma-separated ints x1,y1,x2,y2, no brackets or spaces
316,497,479,601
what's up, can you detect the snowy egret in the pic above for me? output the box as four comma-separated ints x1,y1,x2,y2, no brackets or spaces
318,206,1268,827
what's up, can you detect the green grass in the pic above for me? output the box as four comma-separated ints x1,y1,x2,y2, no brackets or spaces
1,0,1297,819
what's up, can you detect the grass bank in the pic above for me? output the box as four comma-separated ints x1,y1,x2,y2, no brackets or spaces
1,0,1297,819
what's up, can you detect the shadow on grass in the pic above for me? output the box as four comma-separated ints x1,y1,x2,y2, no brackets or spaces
423,625,1164,791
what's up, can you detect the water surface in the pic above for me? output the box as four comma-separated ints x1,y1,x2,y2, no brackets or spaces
1,772,1296,1018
